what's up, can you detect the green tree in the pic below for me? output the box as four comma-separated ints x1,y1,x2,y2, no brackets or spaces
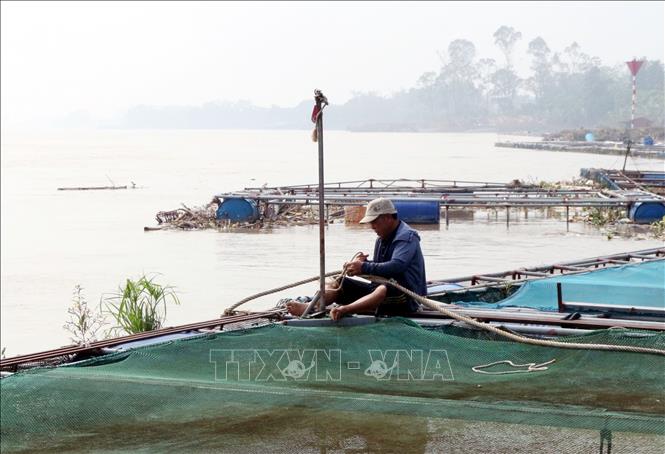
526,37,553,100
493,25,522,69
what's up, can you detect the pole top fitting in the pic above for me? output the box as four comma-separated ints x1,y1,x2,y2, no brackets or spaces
314,89,328,108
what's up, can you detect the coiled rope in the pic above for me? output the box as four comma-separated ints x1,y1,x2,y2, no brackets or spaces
223,252,365,316
224,267,665,356
223,270,343,316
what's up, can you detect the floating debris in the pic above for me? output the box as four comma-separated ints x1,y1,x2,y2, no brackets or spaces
150,200,345,231
58,181,139,191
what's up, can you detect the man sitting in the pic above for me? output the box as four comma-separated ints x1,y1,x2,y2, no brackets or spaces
286,198,427,320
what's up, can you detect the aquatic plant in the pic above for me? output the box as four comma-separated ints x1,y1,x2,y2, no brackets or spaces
582,207,623,228
63,285,107,345
104,275,180,335
650,216,665,240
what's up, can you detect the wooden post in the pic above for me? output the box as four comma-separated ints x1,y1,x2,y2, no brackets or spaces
314,90,328,311
445,205,449,228
566,205,570,232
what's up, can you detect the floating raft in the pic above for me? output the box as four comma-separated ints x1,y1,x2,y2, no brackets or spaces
2,247,662,373
57,185,128,191
1,249,665,452
495,140,665,159
581,169,665,222
214,177,664,224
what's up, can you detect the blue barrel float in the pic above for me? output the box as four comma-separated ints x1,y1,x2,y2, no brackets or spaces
393,200,440,224
216,198,259,222
628,202,665,224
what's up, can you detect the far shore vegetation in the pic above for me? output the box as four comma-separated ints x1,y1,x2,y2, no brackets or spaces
81,25,664,137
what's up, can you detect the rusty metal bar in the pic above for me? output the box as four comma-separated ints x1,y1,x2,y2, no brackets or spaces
0,310,282,370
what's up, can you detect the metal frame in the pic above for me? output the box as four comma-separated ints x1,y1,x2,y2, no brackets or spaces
427,247,664,293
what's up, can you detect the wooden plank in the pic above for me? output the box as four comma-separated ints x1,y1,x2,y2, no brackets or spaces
516,270,550,277
562,302,665,317
552,265,587,271
57,185,127,191
419,308,665,331
472,275,508,283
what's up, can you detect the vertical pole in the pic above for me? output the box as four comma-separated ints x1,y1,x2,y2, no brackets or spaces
315,92,327,311
566,205,570,232
556,282,563,312
622,140,631,172
631,74,636,131
445,205,449,228
506,206,510,229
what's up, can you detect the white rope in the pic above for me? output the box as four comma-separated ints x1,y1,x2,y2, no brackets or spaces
472,359,556,375
363,275,665,357
224,266,665,356
223,270,343,316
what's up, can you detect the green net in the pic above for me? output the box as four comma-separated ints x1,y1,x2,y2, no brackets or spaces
2,318,664,452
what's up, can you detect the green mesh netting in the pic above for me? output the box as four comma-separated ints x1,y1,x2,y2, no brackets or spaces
459,260,665,311
2,318,664,453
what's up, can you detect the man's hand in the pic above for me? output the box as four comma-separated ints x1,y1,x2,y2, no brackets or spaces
345,259,364,276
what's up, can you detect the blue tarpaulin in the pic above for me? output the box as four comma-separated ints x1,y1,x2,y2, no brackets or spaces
459,260,665,311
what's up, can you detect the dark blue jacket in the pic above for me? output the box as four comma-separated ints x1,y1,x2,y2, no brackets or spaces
361,221,427,311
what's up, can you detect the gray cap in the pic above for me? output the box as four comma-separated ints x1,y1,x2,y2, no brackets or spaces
359,198,397,223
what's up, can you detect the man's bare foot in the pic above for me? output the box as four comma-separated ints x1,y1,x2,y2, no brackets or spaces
285,300,309,316
330,305,348,321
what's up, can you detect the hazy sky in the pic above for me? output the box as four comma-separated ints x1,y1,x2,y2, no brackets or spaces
1,1,663,128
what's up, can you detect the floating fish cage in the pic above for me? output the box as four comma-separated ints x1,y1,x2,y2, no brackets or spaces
1,248,664,452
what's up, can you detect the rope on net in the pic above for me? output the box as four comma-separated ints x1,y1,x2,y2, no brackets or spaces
223,262,665,356
364,275,665,357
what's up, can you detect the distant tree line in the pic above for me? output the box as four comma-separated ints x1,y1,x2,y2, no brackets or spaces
113,26,664,133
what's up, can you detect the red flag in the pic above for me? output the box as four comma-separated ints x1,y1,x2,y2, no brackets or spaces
311,105,321,123
626,59,644,76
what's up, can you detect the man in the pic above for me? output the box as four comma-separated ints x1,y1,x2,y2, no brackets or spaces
286,198,427,320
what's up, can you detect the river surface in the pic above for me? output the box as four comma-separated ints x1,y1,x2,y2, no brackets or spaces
1,129,663,355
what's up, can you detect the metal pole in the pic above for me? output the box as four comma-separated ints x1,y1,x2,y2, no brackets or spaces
622,140,631,172
566,205,570,232
314,90,328,311
631,73,636,130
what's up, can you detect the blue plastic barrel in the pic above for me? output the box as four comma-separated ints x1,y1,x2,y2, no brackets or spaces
628,202,665,224
644,135,654,146
393,200,440,224
585,132,594,142
216,198,259,222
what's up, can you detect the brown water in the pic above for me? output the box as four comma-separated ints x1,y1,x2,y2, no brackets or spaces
7,407,665,453
1,129,663,355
